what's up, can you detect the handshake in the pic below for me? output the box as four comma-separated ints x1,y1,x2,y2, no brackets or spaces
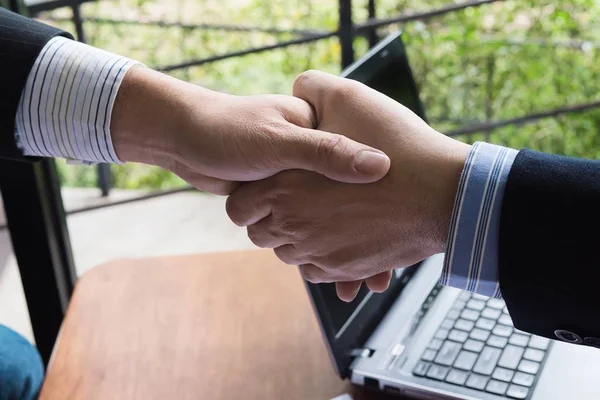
112,67,471,302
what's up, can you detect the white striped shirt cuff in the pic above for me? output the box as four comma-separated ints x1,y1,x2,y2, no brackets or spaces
15,36,140,164
440,142,519,299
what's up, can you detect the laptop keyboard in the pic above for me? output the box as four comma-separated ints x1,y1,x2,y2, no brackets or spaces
413,291,550,399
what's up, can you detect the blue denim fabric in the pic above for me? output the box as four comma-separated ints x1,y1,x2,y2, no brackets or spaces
0,325,44,400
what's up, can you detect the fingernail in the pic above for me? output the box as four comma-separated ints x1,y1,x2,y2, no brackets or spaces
353,151,390,175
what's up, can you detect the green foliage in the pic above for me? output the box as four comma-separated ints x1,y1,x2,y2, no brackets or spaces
43,0,600,188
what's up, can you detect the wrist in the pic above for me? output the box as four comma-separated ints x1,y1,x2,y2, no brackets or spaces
110,66,189,166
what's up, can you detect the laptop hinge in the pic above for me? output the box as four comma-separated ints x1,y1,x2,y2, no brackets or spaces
350,348,373,358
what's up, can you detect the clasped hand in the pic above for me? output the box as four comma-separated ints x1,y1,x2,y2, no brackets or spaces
114,67,469,302
226,70,471,302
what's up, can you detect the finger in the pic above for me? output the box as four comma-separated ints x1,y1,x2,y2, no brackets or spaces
299,264,331,284
336,280,363,302
293,70,347,117
273,244,311,265
226,181,272,227
365,271,393,293
267,94,316,129
247,216,292,249
277,127,391,185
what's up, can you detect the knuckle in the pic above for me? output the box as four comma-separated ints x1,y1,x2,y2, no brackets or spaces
294,70,318,89
225,195,246,226
247,226,267,248
300,265,320,283
317,134,346,164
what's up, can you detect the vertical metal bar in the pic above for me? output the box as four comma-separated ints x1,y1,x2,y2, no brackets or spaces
8,0,19,12
97,163,111,197
338,0,354,69
367,0,378,48
0,159,77,366
72,3,86,43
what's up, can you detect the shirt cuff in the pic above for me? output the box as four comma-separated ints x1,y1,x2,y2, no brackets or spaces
440,142,518,299
14,36,141,164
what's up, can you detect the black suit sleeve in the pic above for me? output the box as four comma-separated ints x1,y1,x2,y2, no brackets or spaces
499,149,600,347
0,8,72,161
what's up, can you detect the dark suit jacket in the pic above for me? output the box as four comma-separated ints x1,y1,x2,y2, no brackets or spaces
500,149,600,347
0,7,71,161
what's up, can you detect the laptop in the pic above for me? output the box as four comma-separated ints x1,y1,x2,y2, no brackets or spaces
306,31,600,400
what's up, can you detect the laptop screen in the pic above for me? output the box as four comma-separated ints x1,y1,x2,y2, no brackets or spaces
305,31,425,377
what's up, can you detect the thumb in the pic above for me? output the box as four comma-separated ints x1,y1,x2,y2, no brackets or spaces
281,127,391,184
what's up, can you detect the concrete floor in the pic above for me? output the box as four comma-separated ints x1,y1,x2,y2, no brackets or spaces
0,188,254,343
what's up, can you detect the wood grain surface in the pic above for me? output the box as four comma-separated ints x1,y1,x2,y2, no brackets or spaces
39,249,403,400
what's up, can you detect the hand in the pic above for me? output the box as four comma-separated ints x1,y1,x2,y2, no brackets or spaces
111,66,391,194
226,70,471,301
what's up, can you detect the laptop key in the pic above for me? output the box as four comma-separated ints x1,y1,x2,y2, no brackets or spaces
475,318,496,331
498,345,525,369
487,299,505,309
447,309,461,320
518,360,540,375
463,339,485,353
448,329,469,343
470,328,490,342
473,346,502,375
498,314,512,326
453,300,467,310
529,336,550,350
482,307,502,320
492,324,513,337
445,369,469,386
507,384,529,399
426,365,450,381
523,348,545,362
467,299,486,311
486,379,508,395
435,341,461,366
487,335,508,348
461,309,480,321
509,333,530,347
472,294,489,301
492,367,514,382
454,319,475,332
441,318,454,330
454,350,478,370
435,328,449,340
458,291,472,301
413,361,430,377
513,372,535,387
465,373,488,390
429,338,443,351
422,349,437,362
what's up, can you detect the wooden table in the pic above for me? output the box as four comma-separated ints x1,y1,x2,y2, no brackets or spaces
39,250,402,400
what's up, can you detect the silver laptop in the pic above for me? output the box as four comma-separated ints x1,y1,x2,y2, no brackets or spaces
305,31,600,400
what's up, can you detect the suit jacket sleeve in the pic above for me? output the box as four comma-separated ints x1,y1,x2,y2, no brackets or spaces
0,8,72,161
499,149,600,345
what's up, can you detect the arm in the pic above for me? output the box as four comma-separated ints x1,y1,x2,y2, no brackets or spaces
499,150,600,345
226,70,600,347
2,9,392,194
0,7,72,161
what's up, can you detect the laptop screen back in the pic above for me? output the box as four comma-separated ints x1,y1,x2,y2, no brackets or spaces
305,31,426,377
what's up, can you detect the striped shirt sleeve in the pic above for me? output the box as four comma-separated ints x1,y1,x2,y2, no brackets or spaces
440,142,519,299
14,36,140,164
